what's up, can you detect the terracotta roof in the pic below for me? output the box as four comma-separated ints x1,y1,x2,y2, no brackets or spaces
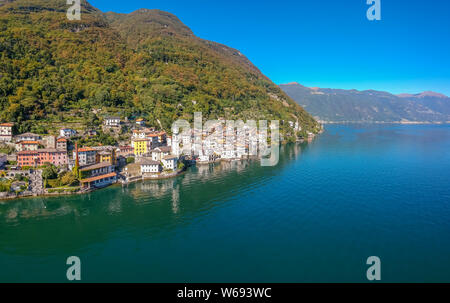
0,123,14,127
18,141,39,145
163,155,178,160
57,138,67,142
81,172,116,183
78,147,96,152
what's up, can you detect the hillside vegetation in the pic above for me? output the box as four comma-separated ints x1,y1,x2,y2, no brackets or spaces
0,0,320,139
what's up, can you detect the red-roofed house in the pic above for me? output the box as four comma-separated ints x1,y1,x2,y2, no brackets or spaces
56,137,68,150
79,162,117,189
73,147,97,166
15,141,39,152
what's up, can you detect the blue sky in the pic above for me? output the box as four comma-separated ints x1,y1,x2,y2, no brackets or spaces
90,0,450,96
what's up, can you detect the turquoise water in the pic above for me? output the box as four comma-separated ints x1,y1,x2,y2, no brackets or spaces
1,124,450,282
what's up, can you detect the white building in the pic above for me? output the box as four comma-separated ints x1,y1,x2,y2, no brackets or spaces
136,118,146,126
161,155,178,170
140,159,161,174
0,123,13,142
15,133,41,142
79,162,117,189
104,116,121,127
60,128,77,138
151,146,171,161
222,147,236,159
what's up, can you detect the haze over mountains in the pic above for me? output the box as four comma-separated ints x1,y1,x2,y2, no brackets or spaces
0,0,320,138
280,83,450,123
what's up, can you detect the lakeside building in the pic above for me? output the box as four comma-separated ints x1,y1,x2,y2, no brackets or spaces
15,140,39,152
17,149,68,167
73,147,97,166
56,137,68,150
16,133,41,142
0,123,14,142
140,159,162,174
79,162,117,189
131,138,150,156
151,146,171,161
104,116,121,127
161,155,178,170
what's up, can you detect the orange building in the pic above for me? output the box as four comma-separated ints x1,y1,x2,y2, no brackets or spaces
17,149,68,168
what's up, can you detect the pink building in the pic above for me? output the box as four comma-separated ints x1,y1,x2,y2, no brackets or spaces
17,149,68,168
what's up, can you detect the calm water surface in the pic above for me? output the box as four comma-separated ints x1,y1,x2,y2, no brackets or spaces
1,124,450,282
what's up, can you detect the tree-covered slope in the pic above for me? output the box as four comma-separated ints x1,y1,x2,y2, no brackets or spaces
0,0,320,138
280,83,450,123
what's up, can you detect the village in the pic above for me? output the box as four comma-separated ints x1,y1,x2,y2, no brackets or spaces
0,117,309,200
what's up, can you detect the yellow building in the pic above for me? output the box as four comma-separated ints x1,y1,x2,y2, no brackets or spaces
97,150,114,164
132,139,149,156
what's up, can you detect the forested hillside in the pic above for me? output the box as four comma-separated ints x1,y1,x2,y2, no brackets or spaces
0,0,320,139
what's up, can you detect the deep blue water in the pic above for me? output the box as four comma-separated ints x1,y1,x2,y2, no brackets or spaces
1,124,450,282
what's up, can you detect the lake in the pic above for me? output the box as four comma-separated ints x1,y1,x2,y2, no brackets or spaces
1,124,450,282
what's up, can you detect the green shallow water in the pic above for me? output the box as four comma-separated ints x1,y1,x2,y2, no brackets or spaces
1,124,450,282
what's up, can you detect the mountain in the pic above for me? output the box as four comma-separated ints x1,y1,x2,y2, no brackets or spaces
0,0,320,139
280,83,450,123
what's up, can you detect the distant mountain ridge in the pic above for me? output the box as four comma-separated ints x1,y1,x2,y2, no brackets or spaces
280,83,450,123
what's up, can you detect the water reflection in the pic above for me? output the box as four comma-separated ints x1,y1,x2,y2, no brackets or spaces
0,143,304,252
